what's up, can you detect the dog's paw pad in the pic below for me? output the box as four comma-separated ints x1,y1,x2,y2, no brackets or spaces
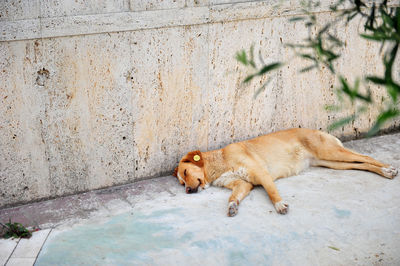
274,201,289,215
228,201,238,217
382,166,398,179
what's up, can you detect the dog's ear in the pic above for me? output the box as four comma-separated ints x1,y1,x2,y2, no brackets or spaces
173,166,184,185
182,150,204,168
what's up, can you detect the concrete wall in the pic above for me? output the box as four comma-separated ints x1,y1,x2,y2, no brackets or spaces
1,0,399,208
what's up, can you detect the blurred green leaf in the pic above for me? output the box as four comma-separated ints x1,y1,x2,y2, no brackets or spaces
387,83,398,102
339,77,352,99
258,50,266,66
365,3,376,30
384,43,398,80
367,108,400,137
257,62,283,75
318,24,331,37
327,34,343,46
347,11,358,23
299,53,317,62
236,50,248,66
360,33,387,41
366,76,386,85
324,50,340,61
249,45,256,68
305,22,314,27
253,78,272,99
289,17,306,22
392,81,400,93
328,114,357,131
354,0,367,11
327,62,335,73
299,64,317,73
243,74,255,84
381,9,394,28
397,7,400,31
339,77,372,103
325,104,341,112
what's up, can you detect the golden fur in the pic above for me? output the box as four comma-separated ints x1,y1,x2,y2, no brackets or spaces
173,128,398,216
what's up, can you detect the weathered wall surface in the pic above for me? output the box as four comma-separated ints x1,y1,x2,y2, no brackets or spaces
1,0,399,208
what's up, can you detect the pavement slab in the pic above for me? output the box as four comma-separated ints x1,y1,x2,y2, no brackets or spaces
6,258,36,266
1,132,400,265
0,238,19,265
10,229,51,259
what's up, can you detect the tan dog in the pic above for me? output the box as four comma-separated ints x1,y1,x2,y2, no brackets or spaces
173,128,398,216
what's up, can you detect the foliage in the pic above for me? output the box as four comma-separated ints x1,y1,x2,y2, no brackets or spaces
236,0,400,136
1,220,32,239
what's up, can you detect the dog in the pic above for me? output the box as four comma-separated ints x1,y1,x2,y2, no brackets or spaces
173,128,398,217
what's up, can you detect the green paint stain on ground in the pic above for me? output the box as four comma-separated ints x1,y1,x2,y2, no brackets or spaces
36,208,189,265
191,239,220,249
333,207,351,219
229,251,247,266
36,206,314,265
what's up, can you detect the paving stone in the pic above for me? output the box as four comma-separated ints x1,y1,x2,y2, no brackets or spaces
11,229,51,259
6,258,36,266
0,238,19,266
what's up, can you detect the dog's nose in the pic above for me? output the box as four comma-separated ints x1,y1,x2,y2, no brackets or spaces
185,187,198,194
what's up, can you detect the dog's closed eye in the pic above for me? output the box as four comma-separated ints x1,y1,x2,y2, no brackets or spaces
184,169,187,177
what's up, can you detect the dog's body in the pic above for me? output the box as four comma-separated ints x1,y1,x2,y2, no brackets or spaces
173,128,398,216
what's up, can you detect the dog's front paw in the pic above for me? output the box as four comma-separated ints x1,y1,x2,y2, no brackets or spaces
274,201,289,215
382,166,398,179
228,201,238,217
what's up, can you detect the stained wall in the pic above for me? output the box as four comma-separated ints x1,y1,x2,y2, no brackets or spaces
1,0,399,207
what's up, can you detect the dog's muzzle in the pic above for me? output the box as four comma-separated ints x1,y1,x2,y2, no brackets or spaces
185,186,198,194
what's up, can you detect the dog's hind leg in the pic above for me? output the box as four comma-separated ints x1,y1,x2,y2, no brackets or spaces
248,168,289,214
317,146,388,167
303,132,392,168
312,159,398,179
225,180,253,217
311,142,398,178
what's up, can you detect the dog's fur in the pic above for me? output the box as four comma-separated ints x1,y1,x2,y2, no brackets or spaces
173,128,398,216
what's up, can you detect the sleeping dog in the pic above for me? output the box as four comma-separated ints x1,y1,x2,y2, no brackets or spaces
173,128,398,216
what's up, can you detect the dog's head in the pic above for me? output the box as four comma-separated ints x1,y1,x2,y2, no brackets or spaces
173,150,208,194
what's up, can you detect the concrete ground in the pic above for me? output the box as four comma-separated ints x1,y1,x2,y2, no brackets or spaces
1,133,400,266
